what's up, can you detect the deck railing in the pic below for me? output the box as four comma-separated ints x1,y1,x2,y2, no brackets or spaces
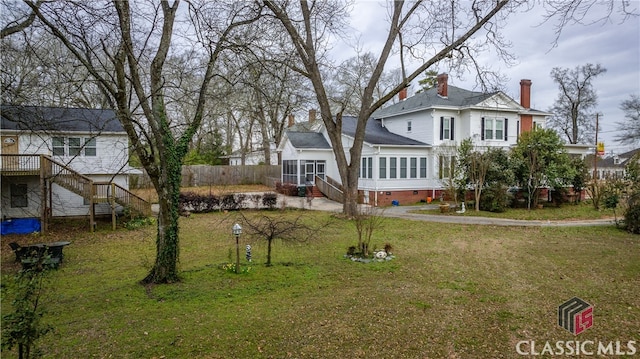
94,182,151,216
315,175,344,203
44,156,95,200
1,154,150,218
0,154,41,174
325,175,344,191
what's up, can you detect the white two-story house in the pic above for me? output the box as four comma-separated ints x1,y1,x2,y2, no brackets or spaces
278,74,552,206
1,105,149,233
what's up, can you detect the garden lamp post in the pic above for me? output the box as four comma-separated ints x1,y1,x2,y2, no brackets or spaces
232,223,242,274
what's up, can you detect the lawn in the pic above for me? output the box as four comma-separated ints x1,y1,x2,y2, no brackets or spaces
1,210,638,358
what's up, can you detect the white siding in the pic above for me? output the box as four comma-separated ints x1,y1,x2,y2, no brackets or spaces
1,176,41,218
17,132,130,174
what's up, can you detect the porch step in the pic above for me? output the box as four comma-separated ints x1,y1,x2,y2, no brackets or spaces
306,186,324,198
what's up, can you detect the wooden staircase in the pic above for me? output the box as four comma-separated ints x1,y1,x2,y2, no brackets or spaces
42,156,151,218
1,154,150,231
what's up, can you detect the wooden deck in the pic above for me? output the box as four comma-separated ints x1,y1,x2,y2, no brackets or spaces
1,154,151,232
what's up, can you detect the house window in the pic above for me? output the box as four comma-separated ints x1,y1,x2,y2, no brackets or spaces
482,118,508,141
407,120,412,132
439,155,455,179
52,136,98,156
282,160,297,184
440,117,454,140
316,162,325,180
84,138,97,156
53,137,65,156
69,137,82,156
360,157,373,179
390,157,397,179
10,183,28,208
400,157,407,178
419,157,427,178
410,157,417,178
379,157,387,179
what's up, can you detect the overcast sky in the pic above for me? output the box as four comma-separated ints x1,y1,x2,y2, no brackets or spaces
338,1,640,154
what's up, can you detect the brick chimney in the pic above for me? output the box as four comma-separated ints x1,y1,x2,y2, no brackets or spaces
308,109,316,124
519,79,533,133
288,114,295,128
399,87,407,101
437,73,448,97
520,79,532,109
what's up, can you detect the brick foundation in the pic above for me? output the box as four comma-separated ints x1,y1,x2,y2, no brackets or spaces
359,189,448,207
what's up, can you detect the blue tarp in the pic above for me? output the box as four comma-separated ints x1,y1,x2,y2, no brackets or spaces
1,218,41,235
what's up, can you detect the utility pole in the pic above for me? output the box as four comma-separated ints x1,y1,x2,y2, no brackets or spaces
593,113,599,180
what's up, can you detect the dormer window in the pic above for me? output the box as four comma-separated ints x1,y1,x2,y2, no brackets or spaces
407,120,412,132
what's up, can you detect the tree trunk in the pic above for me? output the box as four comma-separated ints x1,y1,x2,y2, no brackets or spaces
141,162,181,284
267,238,273,266
342,169,360,217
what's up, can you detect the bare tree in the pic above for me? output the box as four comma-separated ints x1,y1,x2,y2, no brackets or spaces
240,212,315,266
263,0,517,216
615,94,640,146
0,0,43,39
540,1,639,46
547,63,607,144
20,0,262,284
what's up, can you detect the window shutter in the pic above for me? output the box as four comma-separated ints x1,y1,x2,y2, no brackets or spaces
504,118,508,141
440,117,444,140
481,117,485,140
450,117,455,140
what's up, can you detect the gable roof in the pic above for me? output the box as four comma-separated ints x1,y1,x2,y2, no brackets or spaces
341,116,429,146
618,148,640,161
1,105,124,133
372,85,499,118
287,131,332,149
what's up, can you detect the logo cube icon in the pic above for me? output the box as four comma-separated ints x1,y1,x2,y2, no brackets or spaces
558,297,593,335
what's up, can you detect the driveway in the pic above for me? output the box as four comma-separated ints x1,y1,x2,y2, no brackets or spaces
287,197,616,227
154,194,616,227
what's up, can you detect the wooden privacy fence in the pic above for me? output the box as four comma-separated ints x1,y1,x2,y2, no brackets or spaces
130,165,282,189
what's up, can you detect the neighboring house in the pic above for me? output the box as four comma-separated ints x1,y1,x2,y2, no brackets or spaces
278,74,589,206
588,148,640,180
227,143,278,166
1,105,149,232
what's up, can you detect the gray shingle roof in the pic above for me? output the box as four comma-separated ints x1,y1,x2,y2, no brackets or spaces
286,116,429,149
287,132,332,149
1,105,124,133
372,85,497,118
341,116,429,146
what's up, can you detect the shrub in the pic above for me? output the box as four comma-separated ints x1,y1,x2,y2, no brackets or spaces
479,184,510,213
2,268,53,359
179,191,219,213
275,181,298,196
262,193,278,209
624,203,640,234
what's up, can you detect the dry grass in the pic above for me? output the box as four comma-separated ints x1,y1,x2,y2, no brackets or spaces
1,211,638,358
